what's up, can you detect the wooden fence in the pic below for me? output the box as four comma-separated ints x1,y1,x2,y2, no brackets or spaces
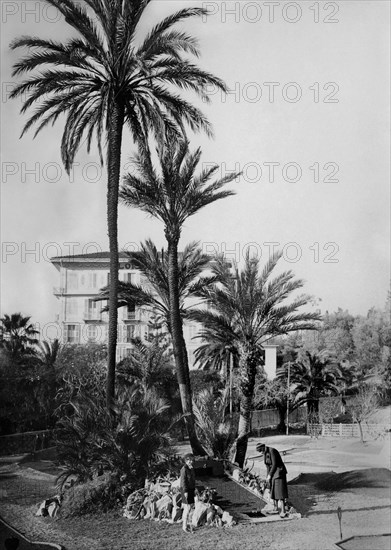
250,407,307,433
307,423,390,439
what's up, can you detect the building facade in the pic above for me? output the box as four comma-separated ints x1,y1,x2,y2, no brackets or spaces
50,252,200,364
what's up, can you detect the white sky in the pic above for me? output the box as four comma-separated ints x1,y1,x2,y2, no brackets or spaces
0,0,390,329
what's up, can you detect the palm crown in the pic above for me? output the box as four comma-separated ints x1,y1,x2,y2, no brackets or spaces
120,136,238,242
10,1,225,170
96,239,216,331
191,252,320,350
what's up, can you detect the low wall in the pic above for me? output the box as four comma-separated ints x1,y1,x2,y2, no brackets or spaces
0,430,54,456
307,423,391,438
251,407,307,432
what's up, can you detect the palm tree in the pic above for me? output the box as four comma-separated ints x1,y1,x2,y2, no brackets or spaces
190,252,321,467
36,339,61,368
10,0,227,411
194,329,239,415
97,239,216,330
0,313,39,358
193,388,237,459
97,239,219,454
120,139,239,454
278,351,341,418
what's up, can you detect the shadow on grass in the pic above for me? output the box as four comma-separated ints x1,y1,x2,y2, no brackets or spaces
288,468,391,517
306,504,390,516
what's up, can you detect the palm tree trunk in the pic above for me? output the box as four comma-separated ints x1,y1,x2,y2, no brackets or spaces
234,343,258,468
106,101,125,412
277,404,287,433
167,237,206,456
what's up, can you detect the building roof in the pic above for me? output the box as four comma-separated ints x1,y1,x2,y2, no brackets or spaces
50,251,232,270
50,251,134,270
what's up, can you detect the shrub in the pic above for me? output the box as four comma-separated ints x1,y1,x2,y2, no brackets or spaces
60,472,132,516
193,388,237,459
55,387,179,513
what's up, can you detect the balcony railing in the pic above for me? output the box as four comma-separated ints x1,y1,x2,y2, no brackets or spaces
123,311,137,321
83,310,102,321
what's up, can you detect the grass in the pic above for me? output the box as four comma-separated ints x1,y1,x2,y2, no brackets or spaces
0,435,390,550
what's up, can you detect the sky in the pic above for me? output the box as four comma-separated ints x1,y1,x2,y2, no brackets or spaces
0,0,390,332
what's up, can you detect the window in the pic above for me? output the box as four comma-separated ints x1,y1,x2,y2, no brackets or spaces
124,272,136,284
66,324,80,343
125,304,136,320
67,271,78,290
86,324,98,342
124,324,135,343
89,272,97,288
85,299,99,320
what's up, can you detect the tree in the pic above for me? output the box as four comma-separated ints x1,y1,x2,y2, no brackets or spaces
97,239,216,332
120,138,239,454
10,0,226,411
279,351,341,417
190,252,320,467
116,321,180,412
0,313,39,359
352,307,390,382
193,388,237,459
254,378,290,433
348,385,380,443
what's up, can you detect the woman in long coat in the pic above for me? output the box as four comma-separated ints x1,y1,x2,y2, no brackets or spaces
256,443,288,517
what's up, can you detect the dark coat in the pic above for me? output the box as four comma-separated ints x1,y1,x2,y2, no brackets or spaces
180,464,196,505
264,446,287,479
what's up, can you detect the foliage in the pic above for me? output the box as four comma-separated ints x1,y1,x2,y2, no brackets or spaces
116,323,182,420
11,0,226,411
96,239,214,331
0,316,59,433
55,343,107,413
119,136,240,455
0,313,39,359
318,397,343,424
191,251,320,466
189,369,225,398
60,472,125,517
277,352,341,417
193,388,237,459
254,377,290,432
56,387,178,513
347,385,380,442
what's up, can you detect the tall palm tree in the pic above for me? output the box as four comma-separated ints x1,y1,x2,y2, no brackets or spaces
120,139,239,454
194,328,239,415
10,0,226,411
97,239,216,328
278,351,341,417
0,313,39,358
97,239,219,454
190,252,321,467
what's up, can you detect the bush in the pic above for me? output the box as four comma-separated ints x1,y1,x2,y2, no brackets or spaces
60,472,133,517
55,387,179,513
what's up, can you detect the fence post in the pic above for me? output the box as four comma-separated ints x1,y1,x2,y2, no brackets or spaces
339,423,343,437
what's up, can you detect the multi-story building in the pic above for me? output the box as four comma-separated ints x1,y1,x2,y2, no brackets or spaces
50,251,201,364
